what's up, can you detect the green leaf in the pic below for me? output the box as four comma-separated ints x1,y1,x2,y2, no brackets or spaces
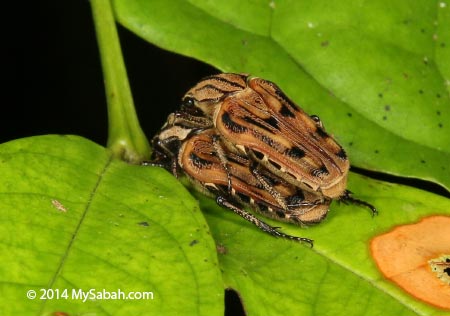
113,0,450,191
4,1,449,315
0,135,223,315
196,174,450,316
111,1,450,314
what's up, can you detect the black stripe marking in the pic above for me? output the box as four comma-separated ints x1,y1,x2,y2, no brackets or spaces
286,146,305,159
286,192,305,207
243,116,274,133
190,153,212,169
253,150,264,160
336,148,347,160
260,173,277,186
279,104,296,118
303,182,313,189
202,75,246,89
269,159,282,170
259,133,275,147
194,97,223,103
315,127,328,138
275,88,300,112
311,165,329,177
195,84,234,95
263,116,279,129
222,112,247,133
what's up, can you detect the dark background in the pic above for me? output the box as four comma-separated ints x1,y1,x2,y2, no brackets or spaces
2,1,244,314
1,1,216,145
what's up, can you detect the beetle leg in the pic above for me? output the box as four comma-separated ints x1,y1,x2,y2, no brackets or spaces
142,159,178,178
340,190,378,216
250,163,289,210
216,196,313,246
148,136,181,177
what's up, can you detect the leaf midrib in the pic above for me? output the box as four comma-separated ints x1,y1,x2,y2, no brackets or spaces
37,155,114,315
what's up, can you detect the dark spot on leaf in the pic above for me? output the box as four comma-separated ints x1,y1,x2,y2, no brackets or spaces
347,112,352,117
421,160,426,164
378,93,383,98
375,149,379,154
438,123,443,128
138,221,149,227
437,111,441,116
349,142,353,146
419,89,424,94
421,28,425,33
436,93,441,98
321,41,329,47
384,105,391,111
190,240,199,246
383,115,387,120
440,42,446,48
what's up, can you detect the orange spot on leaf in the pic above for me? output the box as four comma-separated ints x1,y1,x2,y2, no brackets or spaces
371,216,450,310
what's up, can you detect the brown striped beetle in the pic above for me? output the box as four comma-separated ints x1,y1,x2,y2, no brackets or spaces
149,73,376,245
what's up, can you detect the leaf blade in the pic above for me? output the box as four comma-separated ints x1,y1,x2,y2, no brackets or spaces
113,0,450,191
197,174,450,316
0,135,223,315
